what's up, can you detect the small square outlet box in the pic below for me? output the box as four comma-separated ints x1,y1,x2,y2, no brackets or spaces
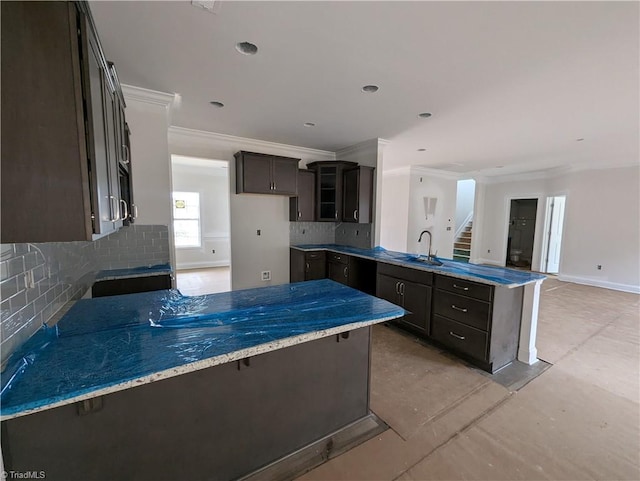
261,271,271,281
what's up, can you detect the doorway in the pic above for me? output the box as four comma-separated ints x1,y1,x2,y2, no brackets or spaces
170,155,231,294
506,198,538,269
540,195,566,274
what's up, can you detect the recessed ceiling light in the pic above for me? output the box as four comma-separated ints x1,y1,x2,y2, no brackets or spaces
236,42,258,55
418,112,432,118
361,85,379,93
417,148,427,152
209,101,224,108
495,165,504,169
303,122,316,127
576,138,585,141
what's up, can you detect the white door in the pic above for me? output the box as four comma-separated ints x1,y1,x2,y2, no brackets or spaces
544,196,566,273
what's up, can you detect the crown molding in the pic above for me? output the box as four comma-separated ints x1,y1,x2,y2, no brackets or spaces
381,166,411,178
335,138,390,158
168,126,336,159
122,84,176,108
410,165,461,181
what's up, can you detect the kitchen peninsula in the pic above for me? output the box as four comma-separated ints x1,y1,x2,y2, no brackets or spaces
1,280,404,481
292,245,546,372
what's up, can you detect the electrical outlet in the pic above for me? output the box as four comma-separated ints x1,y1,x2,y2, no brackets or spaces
597,265,602,270
487,249,491,253
261,271,271,281
446,227,452,231
24,270,35,289
211,249,216,254
257,229,261,236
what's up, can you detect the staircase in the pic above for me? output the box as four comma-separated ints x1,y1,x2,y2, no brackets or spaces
453,220,473,262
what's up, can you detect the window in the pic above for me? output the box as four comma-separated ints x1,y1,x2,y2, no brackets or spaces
172,191,201,248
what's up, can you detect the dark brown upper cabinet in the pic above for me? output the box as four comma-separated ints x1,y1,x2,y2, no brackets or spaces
289,170,316,221
342,166,374,223
1,1,128,243
235,151,300,196
306,161,357,222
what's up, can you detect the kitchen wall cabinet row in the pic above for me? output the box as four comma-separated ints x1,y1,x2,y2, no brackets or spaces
289,162,374,223
1,1,136,243
290,249,523,373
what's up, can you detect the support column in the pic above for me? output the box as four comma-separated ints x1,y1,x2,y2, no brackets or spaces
518,279,543,364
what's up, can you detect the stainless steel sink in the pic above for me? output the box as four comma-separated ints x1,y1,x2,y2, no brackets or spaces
412,255,443,266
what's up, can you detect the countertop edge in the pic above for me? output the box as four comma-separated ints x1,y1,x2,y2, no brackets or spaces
0,313,401,421
291,245,543,288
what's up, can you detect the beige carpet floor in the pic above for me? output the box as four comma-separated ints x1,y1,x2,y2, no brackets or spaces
297,277,640,481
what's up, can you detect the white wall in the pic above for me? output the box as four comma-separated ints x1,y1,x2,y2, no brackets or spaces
406,168,457,259
559,166,640,291
455,179,476,234
122,85,176,275
379,168,411,251
168,127,335,290
474,165,640,292
171,162,230,269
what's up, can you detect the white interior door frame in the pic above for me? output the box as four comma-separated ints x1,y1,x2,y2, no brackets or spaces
502,193,544,270
540,194,567,274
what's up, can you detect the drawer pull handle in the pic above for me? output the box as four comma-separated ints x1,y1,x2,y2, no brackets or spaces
451,305,468,313
453,284,469,291
449,331,466,340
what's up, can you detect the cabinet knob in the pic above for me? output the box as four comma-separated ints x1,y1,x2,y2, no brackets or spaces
305,262,310,272
122,144,130,164
343,266,348,278
132,204,139,220
452,284,469,291
354,209,358,220
298,211,302,219
335,210,338,220
451,305,468,313
109,196,120,222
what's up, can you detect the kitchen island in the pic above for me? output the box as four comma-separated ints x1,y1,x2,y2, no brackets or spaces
1,280,404,481
292,245,546,368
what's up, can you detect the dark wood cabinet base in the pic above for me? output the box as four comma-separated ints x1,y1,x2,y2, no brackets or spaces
2,327,374,481
91,274,172,297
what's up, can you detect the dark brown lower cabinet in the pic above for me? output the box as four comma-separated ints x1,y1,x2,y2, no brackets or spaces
91,275,172,297
290,249,326,283
376,263,432,335
431,274,523,373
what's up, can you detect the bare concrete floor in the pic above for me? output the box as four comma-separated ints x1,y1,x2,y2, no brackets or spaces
297,277,640,481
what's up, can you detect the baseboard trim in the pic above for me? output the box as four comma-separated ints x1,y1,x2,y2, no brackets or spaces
176,261,230,270
557,274,640,294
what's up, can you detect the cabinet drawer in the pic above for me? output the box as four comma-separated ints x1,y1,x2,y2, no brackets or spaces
433,289,491,331
305,251,325,261
327,252,349,265
377,262,433,286
431,315,488,362
435,275,492,302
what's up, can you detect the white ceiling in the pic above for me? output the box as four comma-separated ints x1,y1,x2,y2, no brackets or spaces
90,1,639,175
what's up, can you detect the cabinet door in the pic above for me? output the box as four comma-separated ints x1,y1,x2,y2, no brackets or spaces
241,153,272,194
328,262,349,285
317,166,339,221
85,33,115,235
343,166,373,224
401,281,432,334
290,170,315,221
306,259,326,280
272,158,298,195
103,77,122,229
342,168,359,222
376,274,401,305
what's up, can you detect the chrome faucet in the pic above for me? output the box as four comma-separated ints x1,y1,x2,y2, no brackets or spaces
418,230,433,258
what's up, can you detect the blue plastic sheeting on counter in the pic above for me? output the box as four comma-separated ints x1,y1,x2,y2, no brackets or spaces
0,280,405,418
292,245,546,287
94,263,172,281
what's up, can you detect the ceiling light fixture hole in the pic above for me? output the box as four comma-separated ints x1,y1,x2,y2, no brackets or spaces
209,101,225,108
417,148,426,152
576,138,585,142
418,112,432,118
303,122,316,127
361,85,379,93
236,42,258,55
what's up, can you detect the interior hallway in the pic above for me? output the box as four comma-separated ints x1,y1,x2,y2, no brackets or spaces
297,278,640,481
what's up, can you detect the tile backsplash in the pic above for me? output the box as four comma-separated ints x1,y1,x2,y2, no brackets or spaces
290,222,373,249
0,225,170,365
